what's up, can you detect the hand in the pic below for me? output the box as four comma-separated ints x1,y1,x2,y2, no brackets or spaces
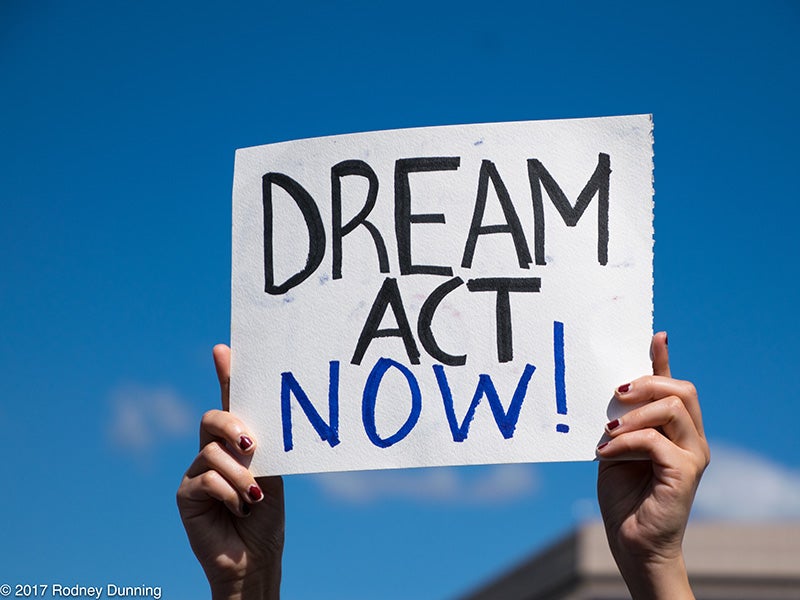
596,332,710,600
177,345,285,600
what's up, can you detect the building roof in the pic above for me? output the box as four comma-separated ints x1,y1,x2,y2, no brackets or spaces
459,521,800,600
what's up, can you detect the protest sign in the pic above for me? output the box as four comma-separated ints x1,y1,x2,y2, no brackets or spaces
231,115,653,476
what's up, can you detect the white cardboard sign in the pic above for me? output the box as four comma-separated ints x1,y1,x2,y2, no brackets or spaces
231,115,653,476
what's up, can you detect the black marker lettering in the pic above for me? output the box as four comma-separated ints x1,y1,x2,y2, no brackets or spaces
527,153,611,265
263,172,325,295
395,157,460,276
466,277,541,363
461,160,532,269
331,160,389,280
417,276,467,366
351,277,421,365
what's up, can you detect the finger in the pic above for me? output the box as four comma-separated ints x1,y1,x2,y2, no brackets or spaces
614,375,704,438
651,331,671,378
185,441,265,504
605,396,703,452
199,408,256,454
178,470,251,518
596,428,682,466
213,344,231,411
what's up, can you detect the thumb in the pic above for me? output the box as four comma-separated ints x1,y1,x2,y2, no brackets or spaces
651,331,671,377
213,344,232,411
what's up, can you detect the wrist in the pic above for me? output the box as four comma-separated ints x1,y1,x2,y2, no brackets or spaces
612,551,693,600
210,564,282,600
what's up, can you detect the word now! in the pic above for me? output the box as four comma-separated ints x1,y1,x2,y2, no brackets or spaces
281,321,569,452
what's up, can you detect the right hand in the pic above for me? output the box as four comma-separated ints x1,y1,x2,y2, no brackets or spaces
176,344,285,600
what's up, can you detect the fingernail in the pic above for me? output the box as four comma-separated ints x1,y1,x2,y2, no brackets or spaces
239,435,254,451
606,418,621,432
617,383,631,394
241,503,251,516
597,441,609,451
248,484,263,502
665,332,669,346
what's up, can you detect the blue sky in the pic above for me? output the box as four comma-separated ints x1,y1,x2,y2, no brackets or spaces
1,1,799,598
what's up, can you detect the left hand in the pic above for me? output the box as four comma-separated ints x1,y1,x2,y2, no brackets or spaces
596,332,710,599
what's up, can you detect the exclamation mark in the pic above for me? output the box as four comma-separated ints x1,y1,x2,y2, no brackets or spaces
554,321,569,433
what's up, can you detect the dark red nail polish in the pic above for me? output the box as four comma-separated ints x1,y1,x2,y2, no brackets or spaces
242,503,251,516
617,383,631,394
239,435,253,451
665,332,669,346
597,441,609,451
606,418,620,431
248,484,263,502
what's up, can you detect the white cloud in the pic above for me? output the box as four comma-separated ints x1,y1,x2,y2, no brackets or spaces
107,384,194,455
311,442,800,516
311,463,538,505
694,442,800,520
